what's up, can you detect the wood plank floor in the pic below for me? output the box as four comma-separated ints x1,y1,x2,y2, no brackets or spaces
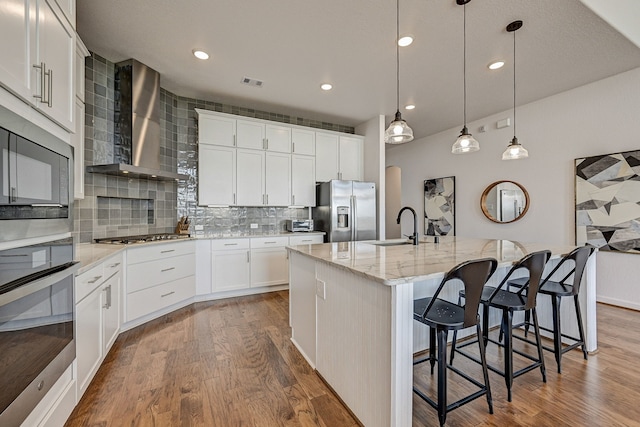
66,293,640,426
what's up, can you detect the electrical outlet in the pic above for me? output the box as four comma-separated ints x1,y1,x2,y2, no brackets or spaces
250,223,258,229
316,279,326,300
195,225,204,231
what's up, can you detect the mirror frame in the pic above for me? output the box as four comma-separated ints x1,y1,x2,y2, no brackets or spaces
480,180,530,224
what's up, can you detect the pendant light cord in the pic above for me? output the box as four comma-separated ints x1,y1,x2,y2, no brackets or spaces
513,27,516,139
463,2,467,126
396,0,400,112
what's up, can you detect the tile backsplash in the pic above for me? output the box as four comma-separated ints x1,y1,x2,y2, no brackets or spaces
74,53,352,242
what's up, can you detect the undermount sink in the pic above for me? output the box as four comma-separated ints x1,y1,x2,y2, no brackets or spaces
367,239,414,246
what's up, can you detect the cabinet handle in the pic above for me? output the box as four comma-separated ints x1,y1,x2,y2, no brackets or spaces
292,142,295,153
265,241,277,244
292,194,295,205
266,194,269,204
233,135,237,146
0,254,28,257
224,243,238,246
103,285,112,309
302,240,312,242
161,291,175,298
10,187,17,202
266,138,269,150
247,251,250,262
160,249,175,253
262,138,266,150
161,267,175,272
233,193,236,204
47,67,53,107
33,63,45,102
108,263,121,268
88,275,102,284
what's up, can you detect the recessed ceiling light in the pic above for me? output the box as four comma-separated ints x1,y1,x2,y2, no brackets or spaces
398,35,413,47
320,83,333,91
193,49,209,60
488,60,505,70
405,104,415,110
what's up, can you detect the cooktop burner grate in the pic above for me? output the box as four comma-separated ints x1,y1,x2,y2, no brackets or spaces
94,233,191,245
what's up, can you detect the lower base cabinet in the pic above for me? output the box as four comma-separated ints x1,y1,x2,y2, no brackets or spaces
211,238,251,292
75,252,122,401
250,237,289,287
125,241,196,324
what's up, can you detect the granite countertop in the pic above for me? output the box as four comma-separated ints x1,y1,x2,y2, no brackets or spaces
75,231,326,274
286,236,578,286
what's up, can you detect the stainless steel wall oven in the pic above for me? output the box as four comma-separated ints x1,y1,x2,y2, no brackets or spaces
0,237,78,426
0,124,73,243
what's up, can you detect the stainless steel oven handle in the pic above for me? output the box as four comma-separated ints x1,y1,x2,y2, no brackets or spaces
0,262,80,307
30,204,64,207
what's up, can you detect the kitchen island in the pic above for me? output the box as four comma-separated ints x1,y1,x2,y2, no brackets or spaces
287,237,597,427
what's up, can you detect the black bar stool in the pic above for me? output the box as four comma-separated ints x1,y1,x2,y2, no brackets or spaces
450,250,551,402
506,245,594,373
413,258,498,427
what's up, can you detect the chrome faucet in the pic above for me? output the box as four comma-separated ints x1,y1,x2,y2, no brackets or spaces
397,206,419,245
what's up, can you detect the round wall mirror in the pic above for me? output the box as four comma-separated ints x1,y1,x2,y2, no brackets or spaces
480,181,529,223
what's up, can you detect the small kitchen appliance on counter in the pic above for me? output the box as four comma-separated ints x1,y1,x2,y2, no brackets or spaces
286,219,314,232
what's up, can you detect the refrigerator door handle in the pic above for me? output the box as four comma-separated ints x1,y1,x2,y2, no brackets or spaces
352,195,357,241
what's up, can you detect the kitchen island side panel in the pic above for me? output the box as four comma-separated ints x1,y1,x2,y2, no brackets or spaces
315,261,412,427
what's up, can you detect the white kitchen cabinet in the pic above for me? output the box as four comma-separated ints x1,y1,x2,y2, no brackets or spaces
75,252,122,401
289,234,324,246
315,132,339,182
0,0,75,131
250,237,289,287
265,124,291,153
236,148,265,206
338,135,363,181
54,0,75,28
315,132,363,182
291,154,315,206
73,38,89,200
199,145,236,206
265,152,291,206
236,119,264,150
125,241,196,323
75,274,102,399
292,128,315,156
198,113,236,147
34,0,75,130
211,239,251,292
0,0,32,101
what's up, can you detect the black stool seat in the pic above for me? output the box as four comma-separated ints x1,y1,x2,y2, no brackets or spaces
413,297,465,329
506,246,594,373
413,258,497,427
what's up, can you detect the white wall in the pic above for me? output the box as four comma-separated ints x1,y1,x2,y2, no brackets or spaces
357,115,386,240
386,66,640,309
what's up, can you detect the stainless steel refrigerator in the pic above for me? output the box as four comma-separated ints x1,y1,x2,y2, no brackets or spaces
313,180,376,242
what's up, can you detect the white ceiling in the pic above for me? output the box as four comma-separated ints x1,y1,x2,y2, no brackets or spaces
76,0,640,140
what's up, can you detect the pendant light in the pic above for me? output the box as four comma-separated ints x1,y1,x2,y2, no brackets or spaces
452,0,480,154
384,0,414,145
502,20,529,160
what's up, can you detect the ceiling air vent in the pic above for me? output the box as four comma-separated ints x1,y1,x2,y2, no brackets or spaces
241,76,264,87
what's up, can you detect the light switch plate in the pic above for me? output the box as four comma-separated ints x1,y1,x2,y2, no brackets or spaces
316,279,326,300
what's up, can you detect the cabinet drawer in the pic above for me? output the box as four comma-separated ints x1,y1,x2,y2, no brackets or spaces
289,235,324,245
127,254,195,293
250,236,289,249
211,238,250,251
126,276,195,321
75,263,104,303
103,254,123,279
126,241,195,265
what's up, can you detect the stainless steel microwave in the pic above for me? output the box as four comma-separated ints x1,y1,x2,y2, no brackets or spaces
0,124,73,242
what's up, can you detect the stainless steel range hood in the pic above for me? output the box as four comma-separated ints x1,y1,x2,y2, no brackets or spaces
87,59,187,181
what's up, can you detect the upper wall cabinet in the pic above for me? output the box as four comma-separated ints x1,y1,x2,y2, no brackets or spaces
315,132,363,182
292,128,315,156
0,0,75,131
198,114,236,147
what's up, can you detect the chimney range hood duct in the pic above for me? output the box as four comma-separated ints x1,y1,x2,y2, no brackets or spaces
87,59,187,181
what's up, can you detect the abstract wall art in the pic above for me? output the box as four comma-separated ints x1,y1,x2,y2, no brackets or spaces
576,150,640,253
424,176,455,236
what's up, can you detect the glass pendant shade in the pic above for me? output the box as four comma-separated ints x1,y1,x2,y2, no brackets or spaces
502,136,529,160
452,126,479,153
385,110,414,144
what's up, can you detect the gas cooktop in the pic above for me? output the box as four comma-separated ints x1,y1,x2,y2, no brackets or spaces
94,233,191,245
